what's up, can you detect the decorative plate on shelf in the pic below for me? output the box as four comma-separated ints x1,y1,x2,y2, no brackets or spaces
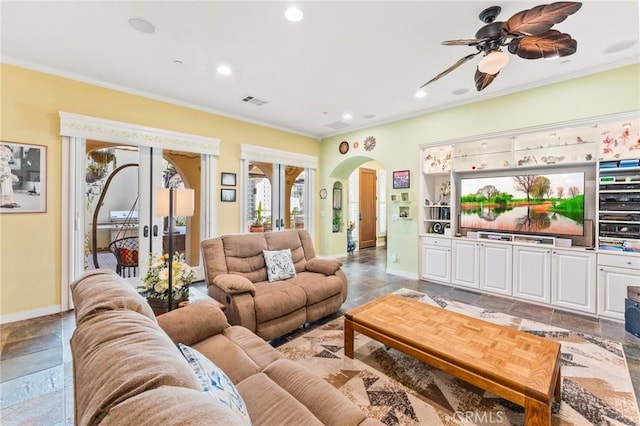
319,188,327,199
339,141,349,154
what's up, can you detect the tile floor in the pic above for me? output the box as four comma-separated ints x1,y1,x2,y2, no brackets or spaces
1,247,639,425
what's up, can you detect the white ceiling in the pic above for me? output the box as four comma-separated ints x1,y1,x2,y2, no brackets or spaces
1,1,638,139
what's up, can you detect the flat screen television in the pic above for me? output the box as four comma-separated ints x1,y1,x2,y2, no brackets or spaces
459,171,585,237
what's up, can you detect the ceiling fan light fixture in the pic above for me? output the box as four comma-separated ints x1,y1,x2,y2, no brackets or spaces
478,50,509,75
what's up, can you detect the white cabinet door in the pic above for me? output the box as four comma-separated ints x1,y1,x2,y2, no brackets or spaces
513,246,551,303
452,240,479,288
552,249,596,314
479,242,513,296
598,266,640,320
422,243,451,283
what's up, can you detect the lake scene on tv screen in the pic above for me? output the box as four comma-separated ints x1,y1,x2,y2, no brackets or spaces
460,172,585,236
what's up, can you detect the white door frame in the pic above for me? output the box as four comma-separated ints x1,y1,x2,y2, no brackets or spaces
240,144,316,233
59,112,220,311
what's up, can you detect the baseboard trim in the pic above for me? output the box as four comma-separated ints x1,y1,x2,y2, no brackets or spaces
386,268,418,280
0,305,62,325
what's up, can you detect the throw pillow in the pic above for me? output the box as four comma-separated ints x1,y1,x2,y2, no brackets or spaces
177,343,251,425
262,249,297,282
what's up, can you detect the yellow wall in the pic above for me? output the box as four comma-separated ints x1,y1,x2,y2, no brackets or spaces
0,63,318,318
319,64,640,275
2,62,639,319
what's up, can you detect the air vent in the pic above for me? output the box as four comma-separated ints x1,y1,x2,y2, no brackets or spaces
326,121,350,130
242,95,270,106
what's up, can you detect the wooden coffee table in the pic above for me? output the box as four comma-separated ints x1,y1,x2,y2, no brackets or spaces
344,294,561,425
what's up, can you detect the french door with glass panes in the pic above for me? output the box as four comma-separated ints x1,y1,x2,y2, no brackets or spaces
241,145,316,235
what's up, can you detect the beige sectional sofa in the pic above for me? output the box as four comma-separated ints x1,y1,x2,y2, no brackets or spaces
201,229,347,340
70,269,380,425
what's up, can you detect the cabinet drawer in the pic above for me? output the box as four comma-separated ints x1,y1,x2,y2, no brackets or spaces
598,253,640,270
423,236,451,247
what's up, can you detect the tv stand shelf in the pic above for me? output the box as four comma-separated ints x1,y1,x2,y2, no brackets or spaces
477,232,556,246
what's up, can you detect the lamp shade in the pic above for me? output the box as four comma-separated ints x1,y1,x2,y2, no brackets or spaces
478,50,509,75
156,188,195,217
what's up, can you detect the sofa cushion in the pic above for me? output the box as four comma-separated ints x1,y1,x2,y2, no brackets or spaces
101,386,246,426
221,233,269,283
70,310,201,426
236,373,323,426
70,269,155,325
263,249,297,282
157,299,229,346
263,359,368,426
265,229,307,272
288,272,344,305
252,281,307,323
178,343,251,425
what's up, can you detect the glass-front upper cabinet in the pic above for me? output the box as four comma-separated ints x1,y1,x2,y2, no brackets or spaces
512,124,597,167
422,145,452,174
597,118,640,160
452,138,512,171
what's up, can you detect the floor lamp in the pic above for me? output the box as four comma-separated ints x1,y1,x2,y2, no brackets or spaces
156,187,195,312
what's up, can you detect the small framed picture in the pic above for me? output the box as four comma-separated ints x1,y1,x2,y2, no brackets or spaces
221,172,236,186
221,188,236,202
392,170,410,189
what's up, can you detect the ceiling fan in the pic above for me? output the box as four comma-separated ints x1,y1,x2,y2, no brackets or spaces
421,2,582,92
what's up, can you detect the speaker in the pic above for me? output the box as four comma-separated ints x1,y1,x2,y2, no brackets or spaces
625,299,640,337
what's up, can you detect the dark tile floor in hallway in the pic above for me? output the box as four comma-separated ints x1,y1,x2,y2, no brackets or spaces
1,247,639,425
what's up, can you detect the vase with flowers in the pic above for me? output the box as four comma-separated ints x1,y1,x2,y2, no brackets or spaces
139,252,196,314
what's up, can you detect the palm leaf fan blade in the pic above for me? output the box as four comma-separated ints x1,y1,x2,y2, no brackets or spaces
442,38,483,46
474,68,499,91
420,52,479,88
502,2,582,37
509,30,578,59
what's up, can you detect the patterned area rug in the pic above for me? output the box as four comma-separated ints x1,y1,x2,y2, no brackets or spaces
277,289,640,425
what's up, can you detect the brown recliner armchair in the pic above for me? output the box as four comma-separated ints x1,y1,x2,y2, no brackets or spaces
201,229,347,340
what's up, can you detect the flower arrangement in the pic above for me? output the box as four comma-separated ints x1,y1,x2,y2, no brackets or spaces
139,252,195,304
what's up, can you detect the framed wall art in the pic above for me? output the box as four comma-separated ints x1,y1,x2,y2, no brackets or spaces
1,141,47,213
332,188,342,210
221,172,236,186
392,170,410,189
221,188,236,202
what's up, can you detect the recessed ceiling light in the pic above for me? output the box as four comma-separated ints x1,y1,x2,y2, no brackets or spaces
173,60,183,65
451,88,469,96
363,114,376,119
603,40,637,54
414,90,427,98
128,17,155,34
342,113,353,120
560,59,572,65
216,65,232,75
285,7,303,22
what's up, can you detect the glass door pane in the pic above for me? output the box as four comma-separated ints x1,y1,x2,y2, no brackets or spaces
246,162,309,232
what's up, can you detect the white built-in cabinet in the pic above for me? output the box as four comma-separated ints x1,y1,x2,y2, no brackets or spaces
418,112,639,320
421,236,451,283
479,242,513,296
451,240,512,295
597,253,640,320
513,245,552,304
452,240,479,289
552,249,597,314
